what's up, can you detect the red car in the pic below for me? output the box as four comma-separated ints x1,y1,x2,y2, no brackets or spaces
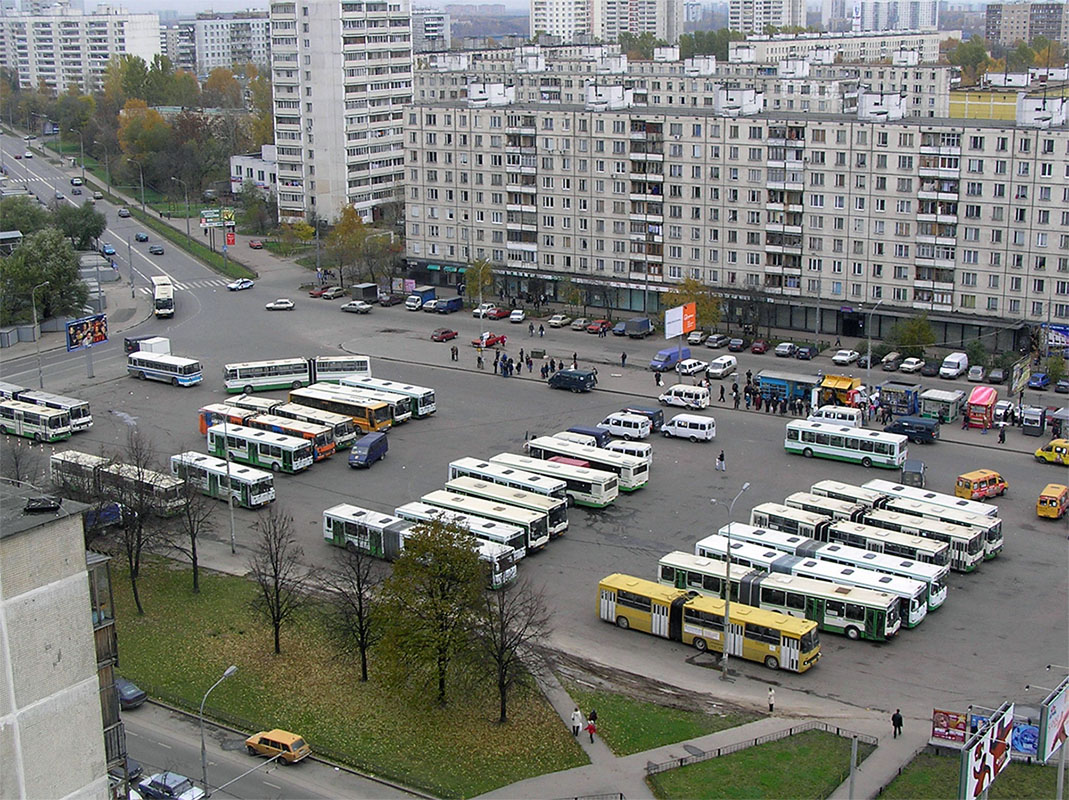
308,286,330,297
248,240,264,249
431,328,458,342
486,307,510,320
586,319,611,334
472,332,507,347
751,339,768,354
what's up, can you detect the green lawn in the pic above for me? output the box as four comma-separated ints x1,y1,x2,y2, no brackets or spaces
564,681,757,756
113,560,586,798
647,729,874,800
879,752,1058,799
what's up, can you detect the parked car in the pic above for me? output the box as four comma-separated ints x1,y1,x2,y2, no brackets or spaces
1056,378,1069,394
138,772,204,800
100,242,116,256
900,357,925,374
134,232,149,242
265,298,294,311
547,368,597,392
920,361,940,377
245,729,311,765
486,307,510,320
148,245,164,255
548,314,572,328
379,292,405,306
341,300,373,313
421,299,440,312
675,358,709,376
115,676,147,709
687,330,708,345
321,286,345,300
431,327,457,342
882,352,903,371
774,342,797,358
728,338,746,352
796,345,818,360
117,207,131,217
509,309,526,323
586,319,611,334
751,339,768,354
308,285,332,297
707,333,731,349
832,349,860,365
472,303,497,318
611,321,628,336
248,239,264,249
988,368,1006,385
570,317,591,331
227,278,255,291
109,756,143,782
1028,372,1051,390
472,331,507,347
967,365,986,382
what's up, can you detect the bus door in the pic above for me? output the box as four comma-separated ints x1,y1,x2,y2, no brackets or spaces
781,636,801,672
866,609,883,640
238,483,250,507
667,596,687,641
805,596,824,625
600,587,617,623
724,616,744,658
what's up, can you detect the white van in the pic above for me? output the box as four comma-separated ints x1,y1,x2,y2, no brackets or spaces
807,405,863,428
939,352,969,379
605,439,653,464
661,413,716,441
658,384,711,409
551,430,599,447
596,412,652,440
706,355,737,379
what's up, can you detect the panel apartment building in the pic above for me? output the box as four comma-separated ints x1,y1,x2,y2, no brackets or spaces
403,98,1069,349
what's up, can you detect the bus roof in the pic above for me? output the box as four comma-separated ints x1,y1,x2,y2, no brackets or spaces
1,399,69,416
324,503,408,530
171,451,272,481
751,501,830,527
599,572,690,603
446,477,564,509
207,423,310,449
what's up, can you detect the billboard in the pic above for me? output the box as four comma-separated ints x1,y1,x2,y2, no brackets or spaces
200,207,235,228
1009,356,1031,397
65,313,108,353
969,714,1039,758
960,702,1014,800
1039,675,1069,763
932,709,968,744
664,302,697,339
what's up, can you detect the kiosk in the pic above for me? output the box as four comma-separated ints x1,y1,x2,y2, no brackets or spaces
965,385,998,429
919,388,965,422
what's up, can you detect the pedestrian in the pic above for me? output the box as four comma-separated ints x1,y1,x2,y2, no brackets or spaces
621,352,627,368
588,708,598,725
549,358,556,372
835,336,841,348
477,355,484,370
493,357,499,375
572,352,578,367
719,384,726,403
745,392,751,410
571,707,583,736
981,419,988,435
655,371,663,387
539,324,545,337
527,356,533,373
892,709,903,738
519,347,525,363
746,369,753,384
529,322,534,337
998,425,1006,445
585,718,597,743
734,391,741,410
716,450,726,472
962,415,968,430
768,687,775,713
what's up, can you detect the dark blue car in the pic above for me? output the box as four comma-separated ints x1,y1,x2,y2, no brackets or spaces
1028,372,1050,390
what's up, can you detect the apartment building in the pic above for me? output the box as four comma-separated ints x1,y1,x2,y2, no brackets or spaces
727,29,951,63
413,7,451,52
846,0,939,32
269,0,412,224
403,99,1069,349
728,0,806,34
188,12,271,77
0,6,160,94
530,0,590,40
986,2,1069,48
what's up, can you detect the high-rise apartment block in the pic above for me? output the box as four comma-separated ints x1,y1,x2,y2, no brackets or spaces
728,0,805,33
530,0,590,40
727,29,950,63
531,0,684,43
413,7,451,52
985,2,1069,48
269,0,412,224
848,0,939,31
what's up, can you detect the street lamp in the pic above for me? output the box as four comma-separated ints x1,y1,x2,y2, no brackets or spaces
710,481,751,681
128,158,146,213
171,176,191,242
200,665,237,796
31,281,50,389
865,298,885,391
68,128,84,184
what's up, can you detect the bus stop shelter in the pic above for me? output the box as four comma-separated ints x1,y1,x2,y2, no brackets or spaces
919,388,965,422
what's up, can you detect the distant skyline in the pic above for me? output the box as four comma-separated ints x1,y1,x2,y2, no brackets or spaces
103,0,530,15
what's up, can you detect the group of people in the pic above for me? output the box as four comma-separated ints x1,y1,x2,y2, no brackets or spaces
570,707,599,743
492,351,531,377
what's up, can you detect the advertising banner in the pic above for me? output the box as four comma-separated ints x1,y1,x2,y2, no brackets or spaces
664,303,695,339
65,313,108,353
932,709,968,744
969,714,1039,757
960,702,1014,800
682,301,696,335
1039,676,1069,763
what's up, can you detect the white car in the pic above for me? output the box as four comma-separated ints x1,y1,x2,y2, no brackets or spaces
675,358,709,376
227,278,254,291
472,303,497,318
899,357,925,374
265,298,294,311
509,309,526,323
570,317,590,331
548,314,572,328
422,299,440,312
687,330,708,345
341,300,373,314
832,349,860,365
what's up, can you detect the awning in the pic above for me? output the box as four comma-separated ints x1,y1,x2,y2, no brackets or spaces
967,386,998,406
821,375,857,391
443,266,457,273
427,264,440,271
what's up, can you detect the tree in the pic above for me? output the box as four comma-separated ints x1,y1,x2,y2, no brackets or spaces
946,38,990,85
202,68,243,108
248,508,307,655
116,99,171,161
0,229,89,326
1005,40,1035,72
1031,37,1065,68
380,520,484,706
472,579,552,723
557,276,582,313
236,182,278,235
170,71,201,108
53,202,106,250
965,338,990,370
617,32,664,60
143,55,175,107
1045,354,1066,383
463,257,496,307
170,475,216,594
247,73,274,146
55,91,95,140
660,276,721,330
678,29,745,60
887,314,935,359
1,438,45,487
322,546,383,682
0,196,51,237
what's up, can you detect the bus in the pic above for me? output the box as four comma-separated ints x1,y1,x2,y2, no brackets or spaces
523,436,649,491
229,394,283,415
881,497,1003,561
827,520,951,568
810,480,890,509
15,389,92,431
244,413,335,461
598,573,821,673
658,551,901,642
322,503,516,589
206,423,314,474
445,476,568,537
0,399,71,442
51,450,185,516
321,382,411,424
169,452,275,509
783,492,866,522
310,355,371,383
151,275,174,318
0,380,23,400
784,420,908,469
287,386,392,433
337,375,436,418
447,457,569,504
694,534,929,629
395,501,528,561
860,508,984,573
750,502,831,541
488,452,619,508
127,352,203,387
272,403,357,450
420,489,550,553
861,479,998,518
714,522,948,611
223,358,310,393
197,403,256,435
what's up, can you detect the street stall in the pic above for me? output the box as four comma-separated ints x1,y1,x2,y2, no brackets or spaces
814,374,867,408
1021,405,1046,436
879,381,922,416
919,388,965,422
965,385,998,429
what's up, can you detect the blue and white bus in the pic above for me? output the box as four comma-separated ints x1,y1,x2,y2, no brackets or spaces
128,352,203,386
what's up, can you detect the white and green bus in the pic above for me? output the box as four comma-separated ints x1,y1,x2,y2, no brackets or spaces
421,489,550,553
810,480,890,509
859,508,985,574
169,451,275,509
0,399,71,442
447,457,568,503
880,497,1003,561
206,423,314,474
223,358,310,393
750,502,832,541
524,436,649,491
783,492,866,522
338,375,436,418
445,475,568,537
315,381,411,424
861,479,997,518
15,389,92,431
394,501,528,561
310,355,371,382
784,420,907,469
826,520,951,568
229,394,283,415
488,452,618,508
50,450,185,516
272,402,357,450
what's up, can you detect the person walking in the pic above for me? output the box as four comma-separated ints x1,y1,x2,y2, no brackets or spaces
477,354,484,370
588,709,598,726
998,424,1006,445
716,450,726,472
734,391,741,410
961,415,969,431
571,707,583,736
585,718,597,744
719,384,726,403
572,353,578,369
529,322,534,337
892,709,903,738
655,371,663,387
768,687,775,713
621,352,627,368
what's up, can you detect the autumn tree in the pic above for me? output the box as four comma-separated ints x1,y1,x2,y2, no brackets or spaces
329,208,399,288
249,508,308,655
247,72,274,146
170,473,216,594
279,221,315,256
1031,37,1065,68
202,68,243,108
117,99,171,161
660,276,721,331
617,31,664,60
322,546,383,682
0,229,89,326
463,257,496,307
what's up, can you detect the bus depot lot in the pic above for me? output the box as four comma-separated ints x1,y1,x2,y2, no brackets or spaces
61,304,1065,717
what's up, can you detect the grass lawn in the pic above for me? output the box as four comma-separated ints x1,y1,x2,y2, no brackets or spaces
880,752,1058,799
647,729,875,800
114,560,586,798
564,681,758,756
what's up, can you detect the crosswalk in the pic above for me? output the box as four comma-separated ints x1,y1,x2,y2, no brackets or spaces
138,278,230,294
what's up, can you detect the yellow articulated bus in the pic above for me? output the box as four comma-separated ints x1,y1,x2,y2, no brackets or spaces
597,573,821,673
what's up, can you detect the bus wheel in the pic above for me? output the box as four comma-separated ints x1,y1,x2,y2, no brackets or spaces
615,615,630,630
861,457,873,468
271,462,280,473
171,377,179,386
764,655,780,670
292,381,301,389
803,447,813,458
845,626,860,640
244,385,253,395
693,637,707,652
34,432,43,442
138,371,147,380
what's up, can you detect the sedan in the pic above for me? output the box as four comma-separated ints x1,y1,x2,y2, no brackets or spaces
1028,372,1050,390
548,314,572,328
586,319,611,334
676,358,709,376
774,342,797,358
308,285,331,297
101,243,116,256
570,317,591,331
727,338,746,352
248,239,264,249
22,151,32,158
472,331,507,347
920,361,940,377
796,345,817,360
431,327,458,342
882,355,903,372
900,357,925,374
265,298,294,311
611,321,628,336
341,300,373,313
117,207,130,217
115,676,147,709
138,772,204,800
134,232,149,242
707,334,731,349
1056,378,1069,394
988,368,1006,385
486,307,510,320
509,309,526,323
71,177,83,186
967,365,986,382
832,349,860,365
148,245,164,255
472,303,497,318
751,339,768,354
687,330,708,345
109,756,143,782
71,187,82,195
227,278,255,291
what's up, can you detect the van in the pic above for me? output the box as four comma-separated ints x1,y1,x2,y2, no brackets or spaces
661,413,716,442
1037,483,1069,520
808,405,863,428
939,352,969,379
596,412,652,440
245,729,311,764
955,469,1008,500
552,430,599,447
706,355,737,379
567,425,612,447
621,405,664,430
348,432,388,468
649,346,691,372
658,384,711,409
900,458,926,488
605,439,653,464
1034,438,1069,465
884,416,940,444
547,369,597,392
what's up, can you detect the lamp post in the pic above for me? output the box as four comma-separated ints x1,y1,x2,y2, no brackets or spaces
171,176,191,242
69,128,84,184
200,665,237,796
865,298,885,391
31,280,49,389
710,481,751,681
128,158,146,213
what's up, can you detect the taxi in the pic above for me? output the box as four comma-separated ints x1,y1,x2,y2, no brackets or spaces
1037,484,1068,520
1034,438,1069,466
955,469,1008,500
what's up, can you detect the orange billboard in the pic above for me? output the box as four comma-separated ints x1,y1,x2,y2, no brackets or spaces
682,302,697,334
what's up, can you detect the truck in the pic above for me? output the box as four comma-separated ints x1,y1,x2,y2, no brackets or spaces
436,296,463,314
351,283,379,302
625,317,654,338
136,336,171,354
405,285,436,311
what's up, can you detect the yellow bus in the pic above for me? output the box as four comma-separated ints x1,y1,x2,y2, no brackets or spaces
597,573,821,673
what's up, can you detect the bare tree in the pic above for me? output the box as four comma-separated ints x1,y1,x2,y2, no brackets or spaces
322,546,383,682
0,438,45,486
472,579,553,723
170,476,216,594
248,508,306,655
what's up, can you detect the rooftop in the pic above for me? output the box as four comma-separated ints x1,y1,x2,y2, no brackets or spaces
0,479,86,541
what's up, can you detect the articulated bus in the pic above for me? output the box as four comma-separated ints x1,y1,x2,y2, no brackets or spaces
287,386,391,434
447,457,568,504
810,480,890,509
784,420,908,469
783,492,866,522
310,355,371,382
127,352,203,386
49,449,105,495
15,389,92,431
50,450,185,516
320,381,411,424
0,380,24,400
323,503,515,589
881,497,1003,560
860,509,985,573
658,550,901,642
827,520,951,569
523,436,648,491
445,476,568,536
244,413,335,461
395,501,528,561
488,453,618,508
272,403,356,450
197,404,256,435
598,573,821,673
229,394,283,415
862,479,998,518
716,523,948,611
337,375,436,418
421,489,550,553
224,358,310,393
750,502,831,541
694,534,928,629
0,400,71,442
169,452,275,509
206,423,314,474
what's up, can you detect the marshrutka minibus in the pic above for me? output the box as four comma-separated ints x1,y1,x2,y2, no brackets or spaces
445,476,568,537
206,423,314,474
598,573,821,672
488,452,619,508
169,452,275,509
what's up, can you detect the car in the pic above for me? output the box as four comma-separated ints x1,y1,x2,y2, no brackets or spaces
245,729,311,765
101,243,116,256
148,245,164,255
774,342,797,358
341,299,373,313
71,177,83,186
24,134,36,140
707,333,731,349
248,239,264,249
967,365,986,382
115,676,147,709
71,187,82,195
308,285,332,297
265,298,294,311
472,331,507,348
227,278,255,291
611,321,628,336
54,192,64,201
548,314,572,328
988,368,1006,385
13,153,21,159
586,319,611,334
1056,378,1069,394
117,207,130,217
1028,372,1051,390
482,307,507,320
93,191,103,200
796,345,818,360
23,151,32,158
509,309,526,323
379,292,405,306
920,361,940,377
832,349,860,365
751,339,768,354
727,337,746,352
422,298,440,312
675,358,709,376
109,755,143,782
321,286,345,300
431,327,458,342
881,351,902,371
570,317,591,331
472,302,497,318
856,354,871,369
134,232,149,242
900,357,925,374
687,330,708,345
138,772,204,800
